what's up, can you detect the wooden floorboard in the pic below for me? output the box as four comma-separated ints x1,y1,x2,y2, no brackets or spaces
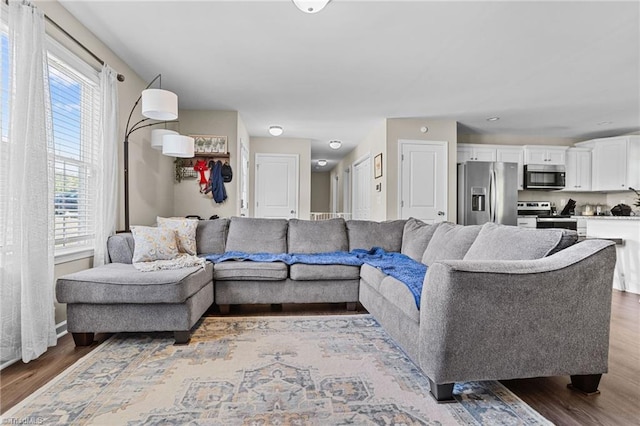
1,292,638,425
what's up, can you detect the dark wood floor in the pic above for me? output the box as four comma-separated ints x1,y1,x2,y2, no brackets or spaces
1,291,638,425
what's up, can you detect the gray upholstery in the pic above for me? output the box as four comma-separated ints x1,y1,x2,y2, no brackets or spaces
66,283,213,333
226,217,288,253
464,222,576,261
288,218,348,253
196,218,229,254
418,239,616,384
213,261,288,281
421,222,481,266
346,219,406,252
401,218,442,262
215,278,359,305
107,233,135,264
56,263,213,304
60,216,616,396
289,264,360,281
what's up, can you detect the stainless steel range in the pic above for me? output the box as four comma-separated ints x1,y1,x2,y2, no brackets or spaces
517,201,578,230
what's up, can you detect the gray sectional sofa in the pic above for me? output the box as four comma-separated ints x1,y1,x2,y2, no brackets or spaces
56,216,617,401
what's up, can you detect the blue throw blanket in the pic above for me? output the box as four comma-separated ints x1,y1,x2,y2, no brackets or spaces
201,248,427,308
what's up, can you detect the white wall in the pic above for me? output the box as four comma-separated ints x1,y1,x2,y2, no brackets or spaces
249,137,312,219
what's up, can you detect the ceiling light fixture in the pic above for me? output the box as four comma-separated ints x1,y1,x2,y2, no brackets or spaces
486,117,500,122
328,140,342,149
269,125,284,136
597,121,613,126
317,159,328,167
292,0,331,14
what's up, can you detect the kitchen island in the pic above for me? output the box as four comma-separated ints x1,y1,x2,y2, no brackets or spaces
579,216,640,294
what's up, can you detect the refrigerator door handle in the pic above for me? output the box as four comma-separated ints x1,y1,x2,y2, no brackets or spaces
490,167,498,222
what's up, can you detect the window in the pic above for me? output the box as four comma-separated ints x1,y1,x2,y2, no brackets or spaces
0,9,102,258
47,44,100,256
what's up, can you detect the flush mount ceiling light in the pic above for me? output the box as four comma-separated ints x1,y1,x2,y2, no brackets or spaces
269,125,284,136
292,0,331,14
486,117,500,122
317,159,328,167
597,121,613,126
328,140,342,149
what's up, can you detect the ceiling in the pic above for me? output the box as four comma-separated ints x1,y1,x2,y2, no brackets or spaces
59,0,640,169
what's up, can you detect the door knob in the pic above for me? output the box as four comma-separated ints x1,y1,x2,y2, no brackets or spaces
437,211,445,216
290,210,295,214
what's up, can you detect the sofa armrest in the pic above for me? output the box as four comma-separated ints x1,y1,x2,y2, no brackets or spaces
418,239,616,384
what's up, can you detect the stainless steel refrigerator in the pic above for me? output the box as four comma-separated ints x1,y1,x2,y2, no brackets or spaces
457,162,518,226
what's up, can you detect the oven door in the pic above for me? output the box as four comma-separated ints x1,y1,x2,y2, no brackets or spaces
524,165,565,189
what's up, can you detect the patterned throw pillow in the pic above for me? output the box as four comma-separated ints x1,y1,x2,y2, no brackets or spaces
131,226,180,263
157,216,199,255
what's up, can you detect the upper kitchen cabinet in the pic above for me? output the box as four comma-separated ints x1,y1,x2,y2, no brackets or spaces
496,146,524,190
563,147,592,191
577,136,640,191
457,144,497,162
523,146,568,165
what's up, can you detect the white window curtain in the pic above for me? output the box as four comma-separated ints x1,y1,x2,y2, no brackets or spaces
0,0,57,362
93,65,119,267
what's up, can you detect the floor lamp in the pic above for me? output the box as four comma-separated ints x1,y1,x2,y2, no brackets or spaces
123,74,194,231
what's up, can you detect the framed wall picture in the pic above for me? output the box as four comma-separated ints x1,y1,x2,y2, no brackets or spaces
191,135,228,154
374,153,383,178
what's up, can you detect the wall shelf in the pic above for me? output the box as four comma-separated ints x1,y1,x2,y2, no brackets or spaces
193,152,230,159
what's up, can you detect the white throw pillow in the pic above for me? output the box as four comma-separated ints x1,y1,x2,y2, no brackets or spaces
131,226,180,263
157,216,199,255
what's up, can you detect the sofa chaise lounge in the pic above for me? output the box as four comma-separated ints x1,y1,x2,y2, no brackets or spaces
56,216,616,401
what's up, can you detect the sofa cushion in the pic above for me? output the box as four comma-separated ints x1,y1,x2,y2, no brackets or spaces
421,222,482,266
107,233,135,264
225,217,288,253
55,263,213,304
346,219,406,252
196,218,229,254
401,218,442,262
464,222,578,261
213,261,288,281
359,263,387,293
130,226,180,263
289,264,360,281
379,276,420,322
288,218,348,253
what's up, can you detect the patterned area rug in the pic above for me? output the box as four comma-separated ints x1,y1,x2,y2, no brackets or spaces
5,315,551,425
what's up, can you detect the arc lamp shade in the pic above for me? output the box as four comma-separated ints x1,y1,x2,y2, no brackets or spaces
151,129,178,150
163,134,195,158
142,88,178,120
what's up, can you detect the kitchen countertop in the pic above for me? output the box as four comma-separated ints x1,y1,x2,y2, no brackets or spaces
573,215,640,220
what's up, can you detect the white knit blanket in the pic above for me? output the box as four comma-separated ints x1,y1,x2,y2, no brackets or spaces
133,254,207,272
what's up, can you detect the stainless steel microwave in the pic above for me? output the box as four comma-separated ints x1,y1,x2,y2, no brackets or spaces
524,164,565,190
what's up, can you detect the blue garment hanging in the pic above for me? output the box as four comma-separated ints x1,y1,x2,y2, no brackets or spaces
210,160,227,203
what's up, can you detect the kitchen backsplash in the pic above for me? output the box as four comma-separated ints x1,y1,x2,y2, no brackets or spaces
518,190,637,215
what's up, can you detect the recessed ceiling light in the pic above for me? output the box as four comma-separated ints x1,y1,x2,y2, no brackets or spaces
269,125,283,136
597,121,613,126
328,140,342,149
486,117,500,122
317,159,328,167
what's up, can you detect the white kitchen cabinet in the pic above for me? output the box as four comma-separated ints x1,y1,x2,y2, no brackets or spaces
563,148,592,191
496,147,524,190
523,146,567,165
576,135,640,191
516,217,536,228
457,145,497,162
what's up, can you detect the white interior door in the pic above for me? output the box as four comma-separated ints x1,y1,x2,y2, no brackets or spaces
255,154,299,219
332,174,338,214
399,140,448,223
343,168,351,215
352,155,371,220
